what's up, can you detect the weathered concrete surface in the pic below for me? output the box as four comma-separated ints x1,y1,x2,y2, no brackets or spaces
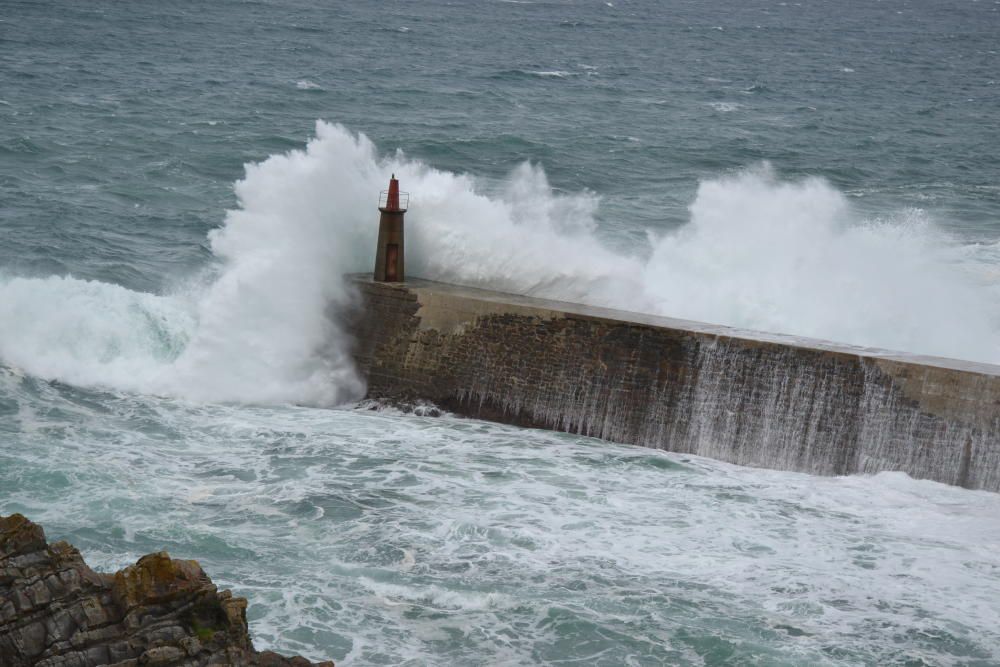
0,514,333,667
348,275,1000,491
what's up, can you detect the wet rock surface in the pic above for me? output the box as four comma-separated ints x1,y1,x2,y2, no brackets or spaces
0,514,334,667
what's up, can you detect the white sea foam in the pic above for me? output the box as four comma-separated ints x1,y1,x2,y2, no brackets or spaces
0,122,997,406
708,101,741,112
6,397,1000,664
0,275,195,392
529,70,572,78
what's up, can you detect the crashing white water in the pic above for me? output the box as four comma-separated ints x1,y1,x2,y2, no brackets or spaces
0,121,997,404
5,395,1000,665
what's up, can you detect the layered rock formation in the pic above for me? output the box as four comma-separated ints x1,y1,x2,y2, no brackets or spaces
0,514,333,667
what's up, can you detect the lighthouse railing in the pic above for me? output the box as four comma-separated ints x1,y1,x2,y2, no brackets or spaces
378,190,410,210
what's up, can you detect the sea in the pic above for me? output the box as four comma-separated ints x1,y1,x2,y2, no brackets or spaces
2,0,1000,664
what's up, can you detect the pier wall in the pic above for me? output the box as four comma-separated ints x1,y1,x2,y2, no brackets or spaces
347,276,1000,491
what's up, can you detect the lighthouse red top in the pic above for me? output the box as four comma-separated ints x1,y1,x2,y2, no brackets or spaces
379,174,408,212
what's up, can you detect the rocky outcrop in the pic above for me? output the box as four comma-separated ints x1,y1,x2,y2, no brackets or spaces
0,514,333,667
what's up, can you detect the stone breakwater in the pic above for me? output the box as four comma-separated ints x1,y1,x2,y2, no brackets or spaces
348,276,1000,491
0,514,333,667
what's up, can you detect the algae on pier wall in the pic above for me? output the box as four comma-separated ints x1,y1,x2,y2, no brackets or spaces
348,276,1000,491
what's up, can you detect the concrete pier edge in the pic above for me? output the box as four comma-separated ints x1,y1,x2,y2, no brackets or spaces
346,275,1000,491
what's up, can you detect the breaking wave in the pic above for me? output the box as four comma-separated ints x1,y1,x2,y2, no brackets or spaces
0,121,997,405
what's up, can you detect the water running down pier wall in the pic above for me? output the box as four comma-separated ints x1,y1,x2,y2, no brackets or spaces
348,276,1000,491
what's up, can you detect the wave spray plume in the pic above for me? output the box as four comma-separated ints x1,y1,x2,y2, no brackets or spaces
0,121,997,405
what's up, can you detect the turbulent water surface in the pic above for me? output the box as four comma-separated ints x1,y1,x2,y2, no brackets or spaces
2,0,1000,664
4,381,1000,665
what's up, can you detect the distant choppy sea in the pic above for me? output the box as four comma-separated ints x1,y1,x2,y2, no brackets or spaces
2,1,1000,664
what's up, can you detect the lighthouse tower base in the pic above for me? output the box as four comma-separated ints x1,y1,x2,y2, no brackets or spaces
373,175,408,282
374,211,405,282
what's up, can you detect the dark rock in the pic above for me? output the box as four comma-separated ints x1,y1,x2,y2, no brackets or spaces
0,514,334,667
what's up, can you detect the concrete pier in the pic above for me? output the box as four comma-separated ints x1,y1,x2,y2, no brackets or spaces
347,275,1000,491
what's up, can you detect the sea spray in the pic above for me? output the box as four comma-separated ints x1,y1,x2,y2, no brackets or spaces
396,133,999,363
0,121,997,405
641,166,1000,360
0,124,383,405
165,124,374,405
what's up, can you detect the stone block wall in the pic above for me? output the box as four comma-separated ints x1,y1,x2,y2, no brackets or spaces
347,276,1000,491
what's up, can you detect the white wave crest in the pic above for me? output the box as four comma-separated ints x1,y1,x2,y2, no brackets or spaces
0,275,194,391
1,121,997,406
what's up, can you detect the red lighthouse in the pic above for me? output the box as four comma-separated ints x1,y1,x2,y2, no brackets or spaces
373,174,408,282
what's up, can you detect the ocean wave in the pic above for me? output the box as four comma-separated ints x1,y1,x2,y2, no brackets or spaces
708,101,741,112
491,69,578,80
1,122,997,406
